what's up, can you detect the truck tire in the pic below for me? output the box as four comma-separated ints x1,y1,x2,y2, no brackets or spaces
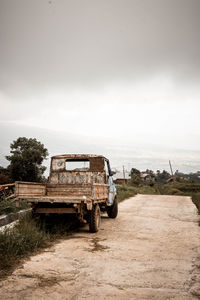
89,204,101,233
107,198,118,218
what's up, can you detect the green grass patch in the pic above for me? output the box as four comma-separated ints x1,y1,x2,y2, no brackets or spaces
192,194,200,214
0,214,80,279
0,215,48,277
135,185,159,195
158,182,200,220
117,184,159,202
159,182,200,196
0,198,28,216
117,185,137,202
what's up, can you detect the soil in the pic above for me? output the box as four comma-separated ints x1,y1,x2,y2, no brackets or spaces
0,195,199,300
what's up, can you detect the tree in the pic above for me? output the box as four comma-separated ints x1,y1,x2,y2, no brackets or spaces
156,170,170,184
130,168,141,186
6,137,49,182
130,168,141,177
0,166,11,184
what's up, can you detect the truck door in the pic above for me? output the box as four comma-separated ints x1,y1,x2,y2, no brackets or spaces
105,159,116,206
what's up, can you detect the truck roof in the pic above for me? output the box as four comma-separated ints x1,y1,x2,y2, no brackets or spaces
51,154,107,160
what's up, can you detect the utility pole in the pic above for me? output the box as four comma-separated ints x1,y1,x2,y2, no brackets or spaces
169,160,174,177
123,165,126,185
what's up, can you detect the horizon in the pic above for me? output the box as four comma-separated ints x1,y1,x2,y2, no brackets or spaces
1,122,200,176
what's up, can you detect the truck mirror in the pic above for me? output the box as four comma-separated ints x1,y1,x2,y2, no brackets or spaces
110,170,116,176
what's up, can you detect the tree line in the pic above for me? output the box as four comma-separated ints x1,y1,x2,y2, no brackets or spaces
130,167,200,186
1,137,199,185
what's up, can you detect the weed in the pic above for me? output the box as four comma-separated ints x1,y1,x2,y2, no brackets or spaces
0,214,79,278
192,194,200,214
117,183,159,202
117,185,137,202
0,197,28,216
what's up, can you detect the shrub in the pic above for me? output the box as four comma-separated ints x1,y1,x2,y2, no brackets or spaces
136,185,159,195
117,185,137,202
192,194,200,214
159,182,200,196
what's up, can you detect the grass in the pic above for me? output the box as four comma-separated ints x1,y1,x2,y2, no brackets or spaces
157,182,200,215
117,184,159,202
117,185,137,202
135,185,159,195
0,197,29,216
158,182,200,196
0,215,48,277
191,193,200,214
0,213,80,279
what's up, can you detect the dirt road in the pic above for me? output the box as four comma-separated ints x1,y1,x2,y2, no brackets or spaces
0,195,200,300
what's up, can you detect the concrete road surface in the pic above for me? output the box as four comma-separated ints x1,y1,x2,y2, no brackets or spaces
0,195,200,300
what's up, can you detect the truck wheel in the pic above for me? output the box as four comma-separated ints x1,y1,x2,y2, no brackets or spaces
107,198,118,218
89,204,101,233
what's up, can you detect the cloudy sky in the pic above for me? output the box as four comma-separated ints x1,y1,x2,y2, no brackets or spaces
0,0,200,173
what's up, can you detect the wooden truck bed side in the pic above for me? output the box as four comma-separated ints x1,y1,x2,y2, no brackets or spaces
14,181,109,208
15,181,46,197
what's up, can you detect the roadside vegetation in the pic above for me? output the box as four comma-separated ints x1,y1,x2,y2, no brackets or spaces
0,196,28,216
0,215,48,277
0,214,79,279
191,194,200,214
117,185,158,202
117,185,137,202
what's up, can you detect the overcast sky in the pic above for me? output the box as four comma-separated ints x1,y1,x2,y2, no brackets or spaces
0,0,200,172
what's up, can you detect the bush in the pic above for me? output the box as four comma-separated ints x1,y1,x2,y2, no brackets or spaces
159,182,200,196
117,185,137,202
192,194,200,214
159,185,183,195
136,185,159,195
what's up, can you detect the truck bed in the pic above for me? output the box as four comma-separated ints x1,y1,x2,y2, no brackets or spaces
14,181,109,204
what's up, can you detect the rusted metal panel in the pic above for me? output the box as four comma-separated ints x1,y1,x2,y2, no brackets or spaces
51,155,105,173
15,195,92,204
49,171,104,185
90,156,105,172
92,184,109,200
47,185,91,196
49,155,106,188
51,158,66,171
35,207,76,214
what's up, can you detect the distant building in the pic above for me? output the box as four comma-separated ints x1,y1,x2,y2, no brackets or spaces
140,171,155,182
113,171,131,185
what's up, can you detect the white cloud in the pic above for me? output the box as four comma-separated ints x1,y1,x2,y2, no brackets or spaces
1,73,200,153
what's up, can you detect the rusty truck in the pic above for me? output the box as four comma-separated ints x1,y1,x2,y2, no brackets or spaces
14,154,118,232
